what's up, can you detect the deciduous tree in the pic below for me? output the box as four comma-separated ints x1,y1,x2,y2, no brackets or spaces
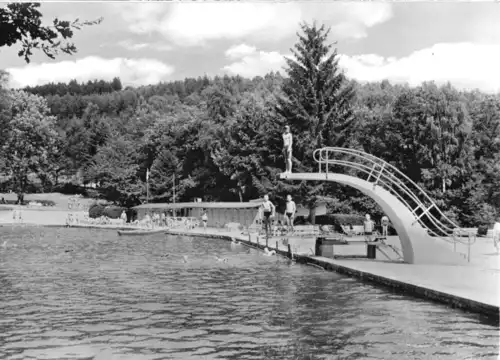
0,2,102,62
0,90,58,201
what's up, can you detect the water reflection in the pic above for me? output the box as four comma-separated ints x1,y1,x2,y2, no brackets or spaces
0,227,498,360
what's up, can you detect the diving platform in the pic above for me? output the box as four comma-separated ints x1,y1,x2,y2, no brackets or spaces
279,147,477,266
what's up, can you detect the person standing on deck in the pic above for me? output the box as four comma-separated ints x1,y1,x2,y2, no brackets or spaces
381,215,389,237
284,194,296,233
120,210,127,225
493,221,500,252
260,195,276,241
364,214,375,242
201,209,208,232
283,125,293,174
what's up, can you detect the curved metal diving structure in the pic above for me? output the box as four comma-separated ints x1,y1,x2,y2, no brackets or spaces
312,147,475,245
280,147,476,264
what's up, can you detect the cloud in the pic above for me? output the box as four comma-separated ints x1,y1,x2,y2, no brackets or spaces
223,44,289,78
117,40,173,52
309,3,393,40
115,2,393,46
6,56,175,88
224,42,500,93
339,42,500,93
225,44,258,59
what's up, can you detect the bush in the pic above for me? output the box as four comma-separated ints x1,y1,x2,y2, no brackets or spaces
126,208,137,222
54,182,88,196
477,224,489,237
89,203,105,218
329,214,365,226
103,206,126,219
3,199,29,206
37,200,56,207
86,188,101,199
25,182,44,194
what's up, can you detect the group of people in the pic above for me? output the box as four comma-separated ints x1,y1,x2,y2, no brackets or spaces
259,193,297,238
361,213,390,239
141,211,169,228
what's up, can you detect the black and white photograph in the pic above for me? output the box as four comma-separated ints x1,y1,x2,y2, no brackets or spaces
0,1,499,359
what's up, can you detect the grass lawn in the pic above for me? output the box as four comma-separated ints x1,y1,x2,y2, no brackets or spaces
0,192,96,211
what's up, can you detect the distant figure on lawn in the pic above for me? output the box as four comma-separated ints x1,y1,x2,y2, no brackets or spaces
381,215,389,237
283,125,293,174
493,221,500,252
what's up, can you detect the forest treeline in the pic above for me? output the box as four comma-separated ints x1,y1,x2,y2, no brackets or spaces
0,23,499,227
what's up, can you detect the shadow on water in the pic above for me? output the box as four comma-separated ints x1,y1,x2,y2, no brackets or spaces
0,226,498,360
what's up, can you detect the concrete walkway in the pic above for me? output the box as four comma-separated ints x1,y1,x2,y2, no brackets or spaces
166,227,500,319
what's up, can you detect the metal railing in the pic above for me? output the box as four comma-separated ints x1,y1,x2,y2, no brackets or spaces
312,147,476,261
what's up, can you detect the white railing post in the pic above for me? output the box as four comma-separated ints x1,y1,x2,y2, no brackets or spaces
325,149,329,179
467,235,471,262
411,204,436,225
373,162,385,188
366,163,378,182
411,203,424,216
318,149,322,174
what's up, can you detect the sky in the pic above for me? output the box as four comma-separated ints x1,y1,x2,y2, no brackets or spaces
2,1,500,93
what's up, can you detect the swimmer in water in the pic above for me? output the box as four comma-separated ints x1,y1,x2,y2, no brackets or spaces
215,255,228,263
161,254,188,263
264,247,276,256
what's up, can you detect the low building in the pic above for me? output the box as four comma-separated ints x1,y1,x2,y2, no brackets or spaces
132,201,263,228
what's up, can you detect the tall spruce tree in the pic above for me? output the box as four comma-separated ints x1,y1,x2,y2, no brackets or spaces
275,22,355,223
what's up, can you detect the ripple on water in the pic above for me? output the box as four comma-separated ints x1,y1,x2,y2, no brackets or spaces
0,227,498,360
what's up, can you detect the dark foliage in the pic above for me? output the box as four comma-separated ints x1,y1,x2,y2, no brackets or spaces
0,2,102,63
0,21,498,227
103,206,125,219
88,203,105,218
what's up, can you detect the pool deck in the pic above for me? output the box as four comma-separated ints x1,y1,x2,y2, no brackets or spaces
166,227,500,320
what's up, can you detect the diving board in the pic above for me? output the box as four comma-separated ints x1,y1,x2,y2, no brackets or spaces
280,171,467,265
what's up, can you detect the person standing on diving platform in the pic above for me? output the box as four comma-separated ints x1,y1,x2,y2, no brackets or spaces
283,125,293,174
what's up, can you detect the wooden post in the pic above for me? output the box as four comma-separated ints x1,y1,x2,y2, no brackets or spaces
276,240,279,251
288,243,293,259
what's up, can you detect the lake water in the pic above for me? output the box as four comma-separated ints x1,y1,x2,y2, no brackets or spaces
0,226,498,360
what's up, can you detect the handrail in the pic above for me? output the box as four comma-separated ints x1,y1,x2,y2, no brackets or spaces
311,147,476,260
317,154,457,238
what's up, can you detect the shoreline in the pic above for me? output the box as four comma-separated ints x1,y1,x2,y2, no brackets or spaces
1,219,498,321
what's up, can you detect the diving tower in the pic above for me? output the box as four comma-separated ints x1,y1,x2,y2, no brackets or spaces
280,147,475,265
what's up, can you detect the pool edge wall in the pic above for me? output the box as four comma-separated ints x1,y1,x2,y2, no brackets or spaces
165,229,500,321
